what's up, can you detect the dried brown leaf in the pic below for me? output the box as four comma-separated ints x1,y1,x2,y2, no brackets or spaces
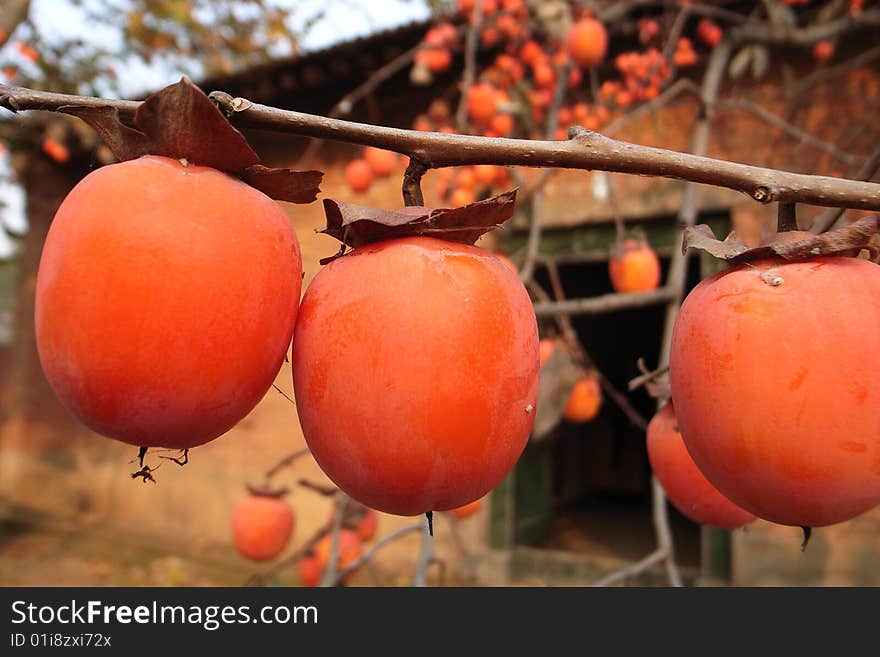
532,346,581,442
56,105,149,162
683,216,879,262
320,190,518,250
133,76,260,172
240,165,323,204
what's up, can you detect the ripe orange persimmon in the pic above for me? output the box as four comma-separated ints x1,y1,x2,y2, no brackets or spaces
298,554,322,587
355,508,379,542
450,187,475,207
345,158,373,193
813,40,834,63
363,146,398,177
292,236,539,516
41,137,70,164
451,498,482,519
538,338,557,367
563,375,602,423
647,402,755,529
566,18,608,69
670,257,880,528
35,155,302,449
609,239,661,293
231,494,295,561
467,83,499,126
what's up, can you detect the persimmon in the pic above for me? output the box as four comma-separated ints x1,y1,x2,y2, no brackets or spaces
35,155,302,449
344,158,373,194
363,146,397,177
609,238,661,293
697,19,723,48
292,236,539,516
467,83,499,126
231,494,295,561
299,529,363,586
354,508,379,542
670,257,880,528
538,338,557,367
563,375,602,423
298,554,322,587
813,40,834,63
647,401,755,530
451,498,482,519
415,41,452,73
491,114,514,135
450,187,475,207
473,164,498,186
565,18,608,69
41,137,69,164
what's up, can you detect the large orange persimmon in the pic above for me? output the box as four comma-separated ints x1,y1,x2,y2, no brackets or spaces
670,257,880,528
231,494,295,561
647,401,755,530
35,155,302,449
292,236,539,516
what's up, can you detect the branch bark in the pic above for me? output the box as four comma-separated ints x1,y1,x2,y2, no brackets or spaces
3,83,879,212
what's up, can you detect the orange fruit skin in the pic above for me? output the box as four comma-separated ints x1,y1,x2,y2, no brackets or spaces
231,495,295,561
670,257,880,527
292,236,539,516
647,401,755,530
451,498,482,519
609,240,661,293
35,155,302,448
563,377,602,423
566,18,608,69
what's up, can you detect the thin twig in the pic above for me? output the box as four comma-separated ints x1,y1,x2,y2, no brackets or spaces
264,446,311,480
454,0,483,133
717,99,861,166
411,516,435,587
335,522,424,581
811,148,880,234
519,60,574,284
591,548,667,587
532,287,676,317
319,492,349,587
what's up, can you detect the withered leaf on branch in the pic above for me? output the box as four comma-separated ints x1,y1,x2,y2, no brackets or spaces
682,215,879,262
132,76,260,172
56,106,150,161
59,77,322,204
532,345,581,443
319,190,518,253
240,165,323,205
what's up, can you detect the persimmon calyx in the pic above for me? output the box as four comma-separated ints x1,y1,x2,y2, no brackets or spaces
682,215,879,262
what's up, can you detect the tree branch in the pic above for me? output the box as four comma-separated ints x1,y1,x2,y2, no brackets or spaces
811,148,880,233
2,83,879,211
717,99,861,166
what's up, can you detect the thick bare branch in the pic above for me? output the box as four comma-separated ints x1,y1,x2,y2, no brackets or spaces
3,83,879,212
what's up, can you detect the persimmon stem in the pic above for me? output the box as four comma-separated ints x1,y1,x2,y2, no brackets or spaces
402,158,428,207
777,202,798,233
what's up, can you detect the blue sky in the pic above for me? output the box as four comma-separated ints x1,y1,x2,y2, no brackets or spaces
0,0,433,256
